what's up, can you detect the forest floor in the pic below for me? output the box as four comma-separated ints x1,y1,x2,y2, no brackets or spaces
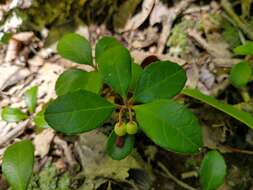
1,0,253,189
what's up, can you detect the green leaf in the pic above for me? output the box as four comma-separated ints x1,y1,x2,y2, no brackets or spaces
57,33,92,65
129,63,143,92
222,21,241,49
133,61,187,103
2,140,35,190
200,150,226,190
1,107,28,122
96,45,132,97
134,99,202,153
106,131,135,160
0,32,12,44
95,36,122,60
45,90,115,135
229,61,252,87
33,108,49,129
24,86,38,113
55,69,102,96
233,41,253,55
182,88,253,129
43,22,75,47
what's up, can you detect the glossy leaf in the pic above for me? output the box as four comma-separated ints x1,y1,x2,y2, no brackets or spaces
95,36,122,60
129,63,143,92
57,33,92,65
2,140,35,190
106,131,135,160
133,61,187,103
1,107,28,122
134,99,202,153
55,69,102,96
96,45,132,97
233,41,253,55
229,61,252,87
33,108,49,129
0,32,12,44
200,150,226,190
24,86,38,113
45,90,115,135
182,88,253,129
222,21,241,49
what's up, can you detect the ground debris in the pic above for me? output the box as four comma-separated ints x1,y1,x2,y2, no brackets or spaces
1,0,253,189
75,130,152,190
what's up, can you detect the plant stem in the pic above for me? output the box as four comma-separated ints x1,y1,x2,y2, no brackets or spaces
240,87,250,102
127,97,134,105
157,162,199,190
128,107,133,122
123,97,128,106
118,106,124,123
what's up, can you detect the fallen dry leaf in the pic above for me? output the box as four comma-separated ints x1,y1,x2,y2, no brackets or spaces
33,128,55,158
149,1,169,26
0,64,30,90
12,32,34,43
120,0,156,32
75,130,149,188
0,120,29,148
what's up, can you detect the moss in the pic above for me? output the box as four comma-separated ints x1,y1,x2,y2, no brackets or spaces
28,162,71,190
21,0,79,31
167,19,196,55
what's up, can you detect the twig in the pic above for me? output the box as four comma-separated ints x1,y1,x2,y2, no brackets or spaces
181,171,198,179
240,87,250,102
187,29,223,58
220,146,253,155
54,136,77,166
0,120,28,147
0,91,9,99
157,0,195,54
183,5,210,14
157,162,199,190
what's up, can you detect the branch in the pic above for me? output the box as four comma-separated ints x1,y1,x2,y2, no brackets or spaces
157,162,199,190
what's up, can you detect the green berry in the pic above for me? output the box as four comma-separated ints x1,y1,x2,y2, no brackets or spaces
114,122,127,136
126,121,138,135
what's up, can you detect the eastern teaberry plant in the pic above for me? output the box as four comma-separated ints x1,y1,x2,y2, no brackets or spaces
1,85,49,129
44,33,203,160
1,33,228,190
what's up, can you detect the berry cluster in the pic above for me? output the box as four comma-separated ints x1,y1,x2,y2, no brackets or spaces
114,121,138,136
